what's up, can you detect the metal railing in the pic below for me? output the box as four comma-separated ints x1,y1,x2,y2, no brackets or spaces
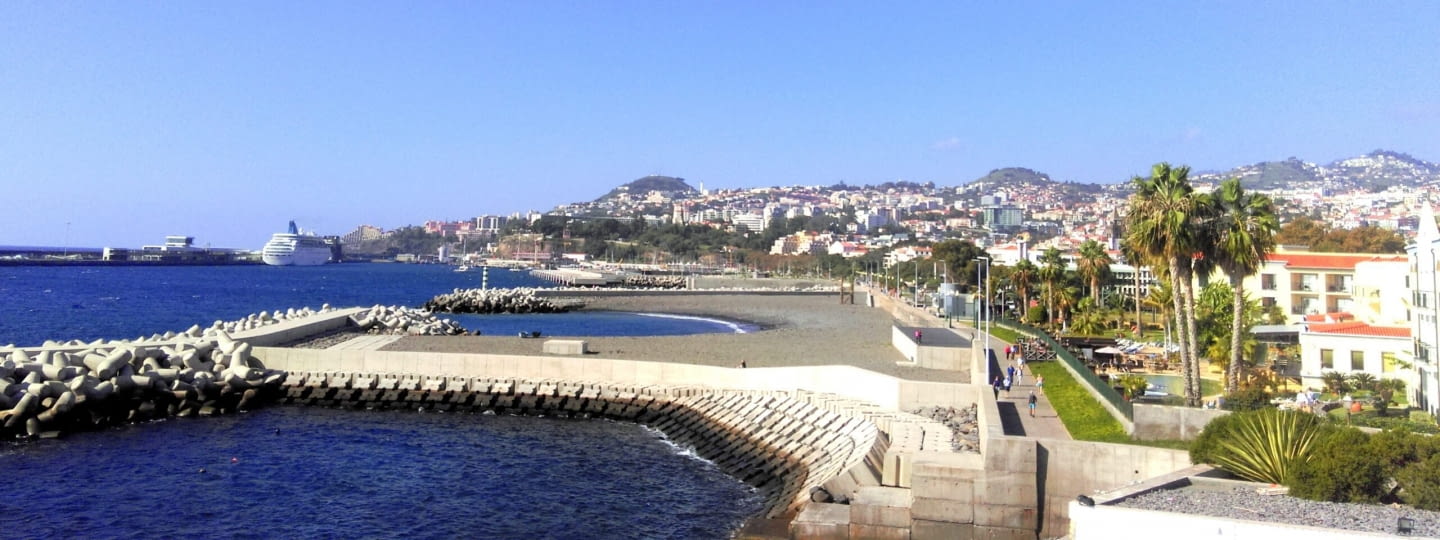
997,319,1134,421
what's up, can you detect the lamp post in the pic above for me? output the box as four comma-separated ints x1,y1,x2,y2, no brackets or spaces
939,260,950,326
979,257,991,364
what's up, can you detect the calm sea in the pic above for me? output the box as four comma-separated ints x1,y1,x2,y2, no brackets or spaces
0,264,763,538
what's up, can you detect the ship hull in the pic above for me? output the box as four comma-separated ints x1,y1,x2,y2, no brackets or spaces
262,247,331,266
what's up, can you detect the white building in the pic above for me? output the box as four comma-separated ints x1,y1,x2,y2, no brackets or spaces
1407,205,1440,417
1239,248,1407,323
1297,321,1412,392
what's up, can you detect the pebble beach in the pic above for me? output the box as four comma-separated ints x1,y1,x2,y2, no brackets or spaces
381,292,969,383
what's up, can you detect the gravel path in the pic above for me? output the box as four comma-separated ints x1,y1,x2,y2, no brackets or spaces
1119,485,1440,537
382,293,969,383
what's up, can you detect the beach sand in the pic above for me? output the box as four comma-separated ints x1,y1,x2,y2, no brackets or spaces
382,292,967,383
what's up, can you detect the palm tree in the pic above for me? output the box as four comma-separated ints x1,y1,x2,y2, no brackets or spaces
1076,239,1113,304
1071,298,1107,336
1039,247,1066,327
1056,282,1082,332
1201,178,1279,395
1120,238,1149,336
1010,259,1038,321
1126,163,1204,406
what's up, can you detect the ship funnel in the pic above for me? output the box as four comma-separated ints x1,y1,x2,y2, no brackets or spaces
288,220,299,234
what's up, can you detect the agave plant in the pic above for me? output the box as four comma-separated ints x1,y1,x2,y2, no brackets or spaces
1212,408,1326,484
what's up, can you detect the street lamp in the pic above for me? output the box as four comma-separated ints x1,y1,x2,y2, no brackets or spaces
938,260,950,327
979,257,991,365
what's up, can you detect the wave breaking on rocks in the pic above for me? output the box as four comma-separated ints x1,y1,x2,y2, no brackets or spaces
423,288,569,314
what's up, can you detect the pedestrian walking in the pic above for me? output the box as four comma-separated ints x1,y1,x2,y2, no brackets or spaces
1014,365,1024,386
1017,354,1027,374
1003,374,1012,394
991,376,1002,400
1028,391,1038,417
1035,375,1045,393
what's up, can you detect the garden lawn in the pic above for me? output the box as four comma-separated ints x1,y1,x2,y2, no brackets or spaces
1030,360,1130,443
990,326,1022,344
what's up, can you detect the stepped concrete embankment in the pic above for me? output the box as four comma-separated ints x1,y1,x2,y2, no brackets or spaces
253,346,980,520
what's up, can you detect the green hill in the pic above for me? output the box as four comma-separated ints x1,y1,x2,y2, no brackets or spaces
596,175,695,202
971,167,1053,187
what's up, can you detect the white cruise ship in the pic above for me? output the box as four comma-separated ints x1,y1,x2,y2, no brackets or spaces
261,221,333,266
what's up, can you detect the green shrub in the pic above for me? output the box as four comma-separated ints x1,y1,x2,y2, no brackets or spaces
1410,410,1437,426
1349,414,1440,435
1190,408,1326,483
1222,386,1274,411
1025,305,1046,324
1189,410,1244,466
1288,427,1386,503
1115,374,1149,400
1367,429,1423,473
1397,454,1440,511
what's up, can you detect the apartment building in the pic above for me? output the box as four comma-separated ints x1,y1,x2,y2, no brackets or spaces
1241,248,1407,323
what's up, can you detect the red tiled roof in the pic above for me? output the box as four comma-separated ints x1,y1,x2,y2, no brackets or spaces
1305,321,1410,338
1268,252,1406,270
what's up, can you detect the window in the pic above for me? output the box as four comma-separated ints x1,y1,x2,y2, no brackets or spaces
1261,274,1276,291
1383,352,1400,373
1321,349,1334,369
1351,351,1365,371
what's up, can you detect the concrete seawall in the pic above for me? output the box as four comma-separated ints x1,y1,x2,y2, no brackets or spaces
254,346,973,521
274,371,886,517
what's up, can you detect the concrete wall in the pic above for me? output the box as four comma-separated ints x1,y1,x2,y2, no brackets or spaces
254,347,913,410
690,276,837,290
1132,403,1231,441
1034,439,1191,538
892,326,919,365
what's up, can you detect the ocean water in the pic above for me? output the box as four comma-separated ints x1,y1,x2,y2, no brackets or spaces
0,264,764,538
0,408,762,539
0,264,748,346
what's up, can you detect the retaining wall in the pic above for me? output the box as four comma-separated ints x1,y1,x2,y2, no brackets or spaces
1132,403,1232,441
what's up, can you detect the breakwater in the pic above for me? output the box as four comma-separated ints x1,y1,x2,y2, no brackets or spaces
0,304,471,439
422,287,570,314
275,370,897,518
0,329,288,439
349,304,467,336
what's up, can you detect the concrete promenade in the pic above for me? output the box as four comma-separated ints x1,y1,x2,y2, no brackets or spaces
256,289,1187,539
884,292,1070,441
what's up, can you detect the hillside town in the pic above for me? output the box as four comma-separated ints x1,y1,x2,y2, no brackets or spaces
328,150,1440,428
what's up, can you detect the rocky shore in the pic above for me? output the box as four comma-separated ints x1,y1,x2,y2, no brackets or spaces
910,405,981,452
422,287,569,314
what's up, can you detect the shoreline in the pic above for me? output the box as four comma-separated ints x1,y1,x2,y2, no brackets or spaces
384,292,968,383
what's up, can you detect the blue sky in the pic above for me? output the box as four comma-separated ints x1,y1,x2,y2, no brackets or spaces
2,1,1437,249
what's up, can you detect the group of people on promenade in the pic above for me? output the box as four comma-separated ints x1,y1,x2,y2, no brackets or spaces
993,344,1044,417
